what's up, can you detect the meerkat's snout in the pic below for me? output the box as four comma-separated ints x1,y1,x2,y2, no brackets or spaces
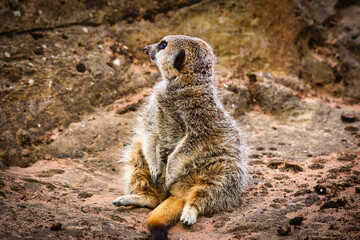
144,46,150,55
144,45,156,61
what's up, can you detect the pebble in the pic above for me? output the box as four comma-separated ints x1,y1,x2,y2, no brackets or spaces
289,216,304,226
50,222,62,231
314,185,327,195
344,126,359,132
76,62,86,73
321,197,347,209
5,52,10,58
341,112,356,123
113,59,120,66
13,10,21,17
277,225,291,236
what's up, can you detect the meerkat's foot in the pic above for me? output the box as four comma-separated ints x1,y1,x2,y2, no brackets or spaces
112,195,135,206
112,194,159,208
180,204,198,226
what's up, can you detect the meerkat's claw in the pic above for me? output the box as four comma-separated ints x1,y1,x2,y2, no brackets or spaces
153,173,159,184
150,166,160,184
163,183,169,191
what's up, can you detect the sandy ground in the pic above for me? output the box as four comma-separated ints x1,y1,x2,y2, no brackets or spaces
1,98,360,239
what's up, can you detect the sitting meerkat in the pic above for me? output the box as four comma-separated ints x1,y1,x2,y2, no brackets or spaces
112,35,250,240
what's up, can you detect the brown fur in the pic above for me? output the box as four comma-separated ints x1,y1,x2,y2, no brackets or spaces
112,35,250,240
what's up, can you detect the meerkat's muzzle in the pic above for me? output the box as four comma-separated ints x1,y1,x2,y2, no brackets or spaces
144,46,150,55
144,45,156,61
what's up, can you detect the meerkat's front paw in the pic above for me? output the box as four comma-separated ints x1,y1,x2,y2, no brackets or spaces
112,196,133,206
180,204,198,226
150,165,160,184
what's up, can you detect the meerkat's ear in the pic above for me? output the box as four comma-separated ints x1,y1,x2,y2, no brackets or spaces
174,49,185,71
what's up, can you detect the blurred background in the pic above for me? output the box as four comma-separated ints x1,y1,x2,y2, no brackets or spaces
0,0,359,239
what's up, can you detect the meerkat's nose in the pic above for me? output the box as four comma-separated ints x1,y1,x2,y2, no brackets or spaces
144,46,150,55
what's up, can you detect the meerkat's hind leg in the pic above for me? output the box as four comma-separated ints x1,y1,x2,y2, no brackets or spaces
112,140,163,209
180,203,198,226
112,194,159,208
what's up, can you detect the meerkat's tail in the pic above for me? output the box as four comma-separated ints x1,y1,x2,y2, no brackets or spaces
147,196,184,240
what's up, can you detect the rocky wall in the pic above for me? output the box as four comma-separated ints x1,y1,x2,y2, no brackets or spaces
0,0,359,167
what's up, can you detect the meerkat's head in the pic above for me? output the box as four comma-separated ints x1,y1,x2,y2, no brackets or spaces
144,35,215,81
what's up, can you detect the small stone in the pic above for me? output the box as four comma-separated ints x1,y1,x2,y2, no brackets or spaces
321,197,347,209
78,191,93,199
308,163,324,169
289,216,304,226
314,185,327,195
249,154,262,159
267,161,283,169
247,73,257,82
337,153,356,161
277,225,291,236
76,62,86,73
113,59,120,66
341,112,356,123
50,222,62,231
34,48,44,55
82,27,88,33
5,52,10,58
13,10,21,17
344,126,359,132
16,129,32,147
283,163,303,172
110,215,126,222
264,182,273,188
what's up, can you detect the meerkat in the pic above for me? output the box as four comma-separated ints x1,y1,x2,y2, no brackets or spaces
112,35,250,240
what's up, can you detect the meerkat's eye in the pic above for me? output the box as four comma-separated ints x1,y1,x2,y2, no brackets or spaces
158,41,167,50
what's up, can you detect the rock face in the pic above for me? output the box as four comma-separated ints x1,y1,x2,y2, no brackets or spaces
1,0,360,167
